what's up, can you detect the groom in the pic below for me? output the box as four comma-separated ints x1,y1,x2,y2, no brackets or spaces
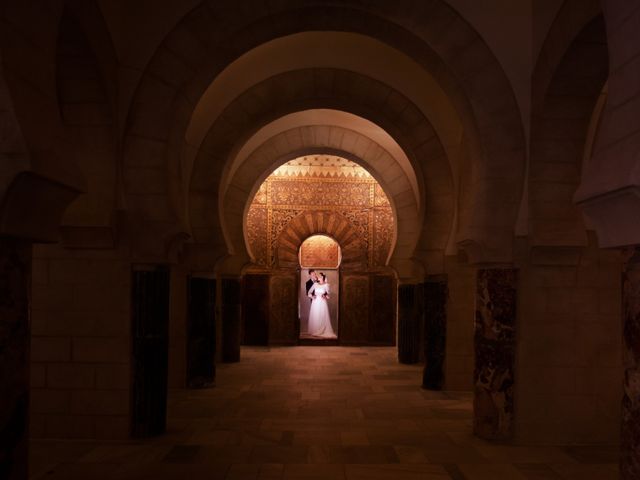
305,269,318,301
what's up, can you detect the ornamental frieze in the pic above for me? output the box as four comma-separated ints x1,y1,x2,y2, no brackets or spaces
246,158,394,268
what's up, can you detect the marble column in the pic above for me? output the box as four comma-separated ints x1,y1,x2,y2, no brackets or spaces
398,283,423,364
622,247,640,479
474,268,517,440
0,237,31,480
423,276,448,390
221,277,241,363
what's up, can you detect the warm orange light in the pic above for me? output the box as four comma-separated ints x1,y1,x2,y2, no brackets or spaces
246,154,393,267
299,235,341,268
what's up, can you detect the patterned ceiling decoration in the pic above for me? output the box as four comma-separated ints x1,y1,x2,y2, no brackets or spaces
246,155,394,269
271,155,372,179
299,234,341,269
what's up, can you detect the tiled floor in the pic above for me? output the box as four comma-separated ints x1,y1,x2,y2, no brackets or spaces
29,347,620,479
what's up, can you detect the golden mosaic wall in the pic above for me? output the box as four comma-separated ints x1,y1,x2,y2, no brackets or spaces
246,156,394,268
299,235,341,268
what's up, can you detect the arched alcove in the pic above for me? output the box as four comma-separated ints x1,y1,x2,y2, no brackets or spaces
123,1,527,265
246,155,394,272
187,68,449,278
1,1,637,471
241,155,397,346
275,210,369,271
298,234,341,341
299,234,342,270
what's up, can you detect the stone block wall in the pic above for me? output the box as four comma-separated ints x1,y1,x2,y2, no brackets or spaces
515,234,623,444
29,244,131,440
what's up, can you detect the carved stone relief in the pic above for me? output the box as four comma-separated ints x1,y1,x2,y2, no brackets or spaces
300,235,340,269
246,157,393,268
340,274,370,344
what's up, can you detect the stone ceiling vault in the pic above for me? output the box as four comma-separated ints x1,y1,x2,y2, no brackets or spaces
122,0,527,270
187,68,452,278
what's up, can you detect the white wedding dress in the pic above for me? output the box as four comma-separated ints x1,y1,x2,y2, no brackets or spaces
307,283,337,338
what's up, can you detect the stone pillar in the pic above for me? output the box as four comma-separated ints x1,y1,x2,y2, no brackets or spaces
423,276,448,390
474,268,517,440
398,283,423,364
0,237,31,480
221,277,241,363
622,247,640,479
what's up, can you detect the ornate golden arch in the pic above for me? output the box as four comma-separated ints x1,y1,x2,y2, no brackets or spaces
275,210,367,270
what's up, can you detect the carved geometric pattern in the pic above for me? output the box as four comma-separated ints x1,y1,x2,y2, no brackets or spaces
246,159,394,269
270,209,300,266
253,182,267,205
374,209,394,266
246,206,268,266
299,235,340,269
339,209,369,250
374,184,390,206
276,210,367,270
270,180,371,207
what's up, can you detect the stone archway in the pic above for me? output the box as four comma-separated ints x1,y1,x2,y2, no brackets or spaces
575,1,640,248
123,0,526,264
577,3,640,478
275,210,368,270
222,122,451,277
268,209,396,346
530,5,607,248
188,68,452,279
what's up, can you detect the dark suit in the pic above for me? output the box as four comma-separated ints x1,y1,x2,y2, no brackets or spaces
305,278,314,297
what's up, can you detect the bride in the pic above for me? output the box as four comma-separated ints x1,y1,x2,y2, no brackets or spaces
307,272,337,338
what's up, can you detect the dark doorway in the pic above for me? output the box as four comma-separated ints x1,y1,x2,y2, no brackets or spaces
241,274,270,345
187,277,216,388
131,265,170,438
370,274,396,343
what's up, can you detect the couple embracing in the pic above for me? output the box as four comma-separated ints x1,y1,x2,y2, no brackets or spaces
305,269,337,339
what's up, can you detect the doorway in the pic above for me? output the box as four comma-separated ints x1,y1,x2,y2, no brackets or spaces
298,234,341,341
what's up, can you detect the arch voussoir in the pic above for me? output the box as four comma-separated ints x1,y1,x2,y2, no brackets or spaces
275,210,369,270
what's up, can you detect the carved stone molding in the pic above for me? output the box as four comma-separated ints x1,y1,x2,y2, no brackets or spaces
576,186,640,248
275,210,367,270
